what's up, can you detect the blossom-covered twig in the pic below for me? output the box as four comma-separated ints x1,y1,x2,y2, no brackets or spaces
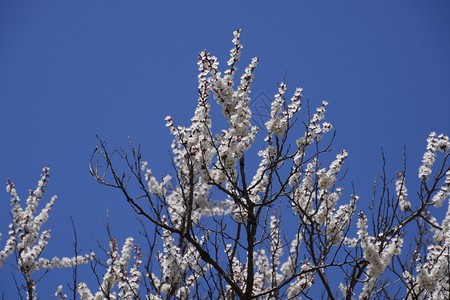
0,167,93,300
77,236,141,300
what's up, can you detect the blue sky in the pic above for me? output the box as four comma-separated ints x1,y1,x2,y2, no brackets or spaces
0,1,449,298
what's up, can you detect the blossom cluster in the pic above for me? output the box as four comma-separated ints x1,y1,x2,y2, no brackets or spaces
419,132,450,181
265,83,302,137
155,30,263,228
395,171,411,211
401,217,450,299
223,215,315,299
431,170,450,208
146,219,211,300
356,214,404,299
295,100,332,152
77,237,142,300
403,188,450,299
149,223,210,299
290,148,356,247
0,167,94,299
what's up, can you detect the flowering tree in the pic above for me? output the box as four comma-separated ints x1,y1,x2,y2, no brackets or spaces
1,29,450,299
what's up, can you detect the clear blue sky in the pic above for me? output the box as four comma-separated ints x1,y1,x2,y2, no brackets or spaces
1,1,449,298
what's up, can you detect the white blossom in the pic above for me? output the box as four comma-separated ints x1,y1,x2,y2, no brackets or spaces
78,237,141,300
286,261,314,298
0,167,93,282
356,213,404,299
395,171,411,211
431,170,450,208
54,285,67,299
418,132,449,180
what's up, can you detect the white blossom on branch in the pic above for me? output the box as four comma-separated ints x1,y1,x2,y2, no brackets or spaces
77,236,142,300
0,167,93,300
